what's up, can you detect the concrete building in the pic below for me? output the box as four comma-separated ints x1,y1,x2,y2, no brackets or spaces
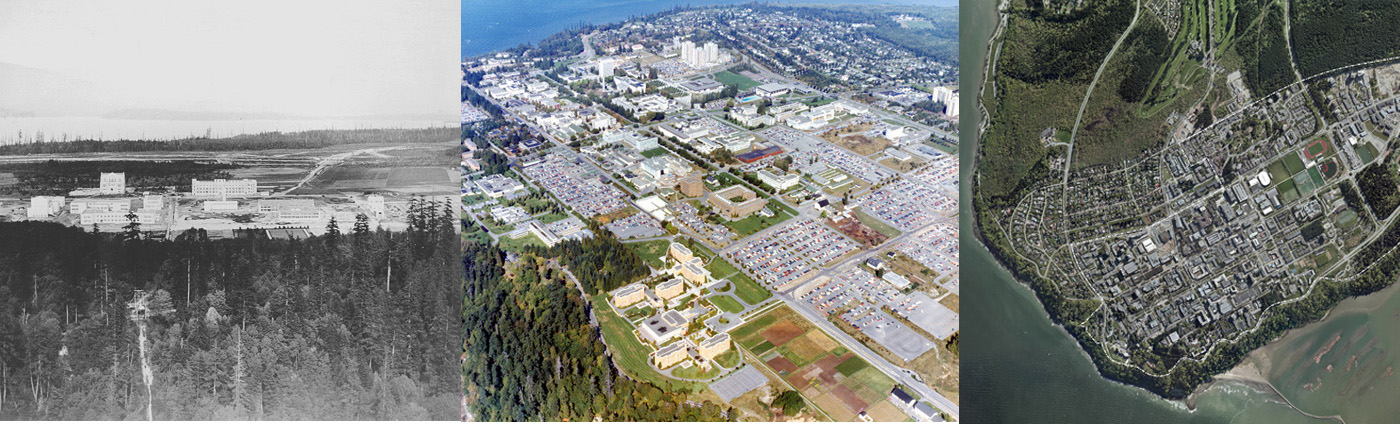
669,242,695,263
489,205,532,224
70,198,131,214
80,211,160,226
99,173,125,195
707,185,768,219
639,155,690,180
679,175,705,197
602,129,660,151
656,277,686,300
275,209,323,222
758,169,800,191
191,179,257,198
639,310,689,345
258,199,316,213
141,195,164,211
673,258,711,286
755,83,790,98
202,200,238,212
27,196,65,218
654,342,689,369
475,175,526,199
697,333,731,361
614,283,647,309
597,57,615,78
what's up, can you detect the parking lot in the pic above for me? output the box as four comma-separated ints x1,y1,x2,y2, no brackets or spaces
896,222,958,294
520,150,630,218
709,365,770,403
729,219,859,288
854,178,952,231
605,210,666,239
758,126,895,184
799,267,940,361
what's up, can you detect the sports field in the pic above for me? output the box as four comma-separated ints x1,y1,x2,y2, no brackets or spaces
715,70,761,90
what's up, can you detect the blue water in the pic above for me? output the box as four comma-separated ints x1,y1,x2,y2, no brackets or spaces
462,0,957,58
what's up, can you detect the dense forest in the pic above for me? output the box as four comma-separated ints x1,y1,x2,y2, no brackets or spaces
1234,3,1295,97
0,199,459,420
462,239,732,421
523,221,652,296
0,127,458,156
0,160,237,196
1356,163,1399,219
1291,0,1400,77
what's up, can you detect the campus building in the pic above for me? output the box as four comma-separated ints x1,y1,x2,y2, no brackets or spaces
707,185,768,219
654,342,689,369
70,198,131,214
99,173,125,195
679,174,705,197
191,179,257,198
672,259,710,286
656,277,686,300
614,283,647,309
758,169,800,191
80,211,161,226
27,196,65,218
669,242,695,263
697,333,731,361
639,310,689,345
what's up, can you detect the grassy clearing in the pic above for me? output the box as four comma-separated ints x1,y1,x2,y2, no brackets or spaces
852,207,902,238
628,238,673,269
497,233,543,251
714,71,761,90
711,294,745,313
722,207,795,236
730,271,771,304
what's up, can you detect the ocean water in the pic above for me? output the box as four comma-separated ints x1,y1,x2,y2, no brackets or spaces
462,0,958,58
0,117,455,145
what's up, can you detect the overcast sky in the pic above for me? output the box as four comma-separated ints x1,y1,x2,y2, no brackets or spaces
0,0,457,119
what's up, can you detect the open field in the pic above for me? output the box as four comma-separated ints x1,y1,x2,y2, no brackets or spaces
711,294,745,313
715,70,761,90
629,238,673,269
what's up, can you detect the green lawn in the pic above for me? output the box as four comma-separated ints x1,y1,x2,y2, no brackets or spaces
1283,152,1305,174
722,207,795,236
497,233,544,252
715,70,761,90
852,207,902,238
710,295,745,313
715,349,741,369
730,272,771,304
536,212,571,224
641,147,670,158
679,236,717,260
672,363,721,380
629,238,673,269
706,257,742,279
592,295,707,392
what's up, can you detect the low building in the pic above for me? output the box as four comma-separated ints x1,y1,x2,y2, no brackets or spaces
257,199,316,213
191,179,257,198
141,195,164,211
80,211,160,226
883,272,912,289
758,169,800,191
275,209,323,222
475,175,526,198
707,185,768,219
697,333,730,361
639,310,689,345
602,129,660,151
614,283,647,309
70,198,131,214
489,205,532,224
656,277,686,300
202,200,238,212
654,342,689,369
755,83,790,98
735,146,783,163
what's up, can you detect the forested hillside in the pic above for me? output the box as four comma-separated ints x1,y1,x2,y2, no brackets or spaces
0,199,459,420
462,239,732,421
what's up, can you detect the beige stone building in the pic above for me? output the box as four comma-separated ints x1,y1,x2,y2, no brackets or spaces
697,333,731,361
669,242,695,263
679,174,705,197
656,277,686,300
613,283,647,309
654,343,689,369
707,185,767,219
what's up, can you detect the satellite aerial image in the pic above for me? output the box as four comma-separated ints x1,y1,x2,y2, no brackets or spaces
460,1,959,421
968,0,1400,422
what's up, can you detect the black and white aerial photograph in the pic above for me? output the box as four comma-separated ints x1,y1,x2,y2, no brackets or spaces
0,0,460,420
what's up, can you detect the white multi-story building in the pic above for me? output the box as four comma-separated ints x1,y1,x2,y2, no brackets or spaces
191,179,257,198
758,169,801,191
80,211,160,226
70,198,131,214
141,194,164,211
27,196,65,218
597,57,615,78
932,86,958,116
602,129,660,151
99,173,125,195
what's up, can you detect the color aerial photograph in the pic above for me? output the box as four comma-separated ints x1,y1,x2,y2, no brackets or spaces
460,0,960,421
0,0,461,420
967,0,1400,422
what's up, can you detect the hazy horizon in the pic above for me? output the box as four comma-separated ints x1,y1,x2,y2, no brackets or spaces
0,0,458,142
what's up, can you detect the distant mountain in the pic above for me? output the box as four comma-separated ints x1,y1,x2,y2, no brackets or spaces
0,62,116,116
99,109,308,121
